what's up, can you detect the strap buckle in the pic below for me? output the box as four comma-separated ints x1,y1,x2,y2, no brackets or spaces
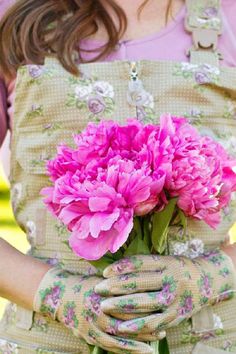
186,27,223,61
192,27,218,52
185,0,222,59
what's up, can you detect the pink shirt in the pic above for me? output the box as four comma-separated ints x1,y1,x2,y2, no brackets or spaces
1,0,236,147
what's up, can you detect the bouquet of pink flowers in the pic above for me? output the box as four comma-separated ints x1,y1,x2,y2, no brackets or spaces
41,114,236,263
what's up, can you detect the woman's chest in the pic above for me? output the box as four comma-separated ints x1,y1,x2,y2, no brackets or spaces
13,58,236,156
9,57,236,254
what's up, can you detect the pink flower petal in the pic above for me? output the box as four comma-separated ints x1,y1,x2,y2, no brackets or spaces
69,210,134,260
109,210,134,253
69,232,112,260
89,210,120,238
59,203,89,225
70,215,91,239
89,197,111,212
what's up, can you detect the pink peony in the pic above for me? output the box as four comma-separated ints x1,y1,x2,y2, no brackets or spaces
47,145,81,182
42,157,165,260
157,114,236,228
41,116,236,260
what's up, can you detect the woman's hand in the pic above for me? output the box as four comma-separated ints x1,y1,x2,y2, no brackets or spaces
33,267,154,353
95,250,236,338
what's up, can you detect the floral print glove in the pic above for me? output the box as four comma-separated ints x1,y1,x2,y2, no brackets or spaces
95,250,236,338
33,267,154,353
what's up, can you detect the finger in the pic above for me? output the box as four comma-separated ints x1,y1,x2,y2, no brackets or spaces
101,291,171,315
95,272,163,296
103,255,162,277
118,307,178,335
110,312,151,321
100,314,166,341
97,312,166,343
103,255,176,278
132,330,166,342
86,323,153,354
98,311,151,336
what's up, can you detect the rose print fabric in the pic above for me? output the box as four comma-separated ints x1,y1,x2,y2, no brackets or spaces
33,267,154,353
1,0,236,145
95,251,236,333
95,252,236,353
4,55,236,352
1,0,236,353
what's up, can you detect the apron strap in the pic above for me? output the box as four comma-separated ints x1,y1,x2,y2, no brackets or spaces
191,306,215,333
185,0,222,66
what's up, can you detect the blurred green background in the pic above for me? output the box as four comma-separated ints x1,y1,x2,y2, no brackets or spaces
0,164,28,318
1,163,236,321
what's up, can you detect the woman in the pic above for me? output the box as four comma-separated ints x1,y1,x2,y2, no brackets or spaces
0,0,236,353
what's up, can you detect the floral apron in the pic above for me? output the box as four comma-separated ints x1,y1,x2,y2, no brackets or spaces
1,0,236,353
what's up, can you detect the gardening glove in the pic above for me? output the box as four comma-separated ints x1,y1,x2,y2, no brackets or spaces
95,250,236,338
33,267,154,353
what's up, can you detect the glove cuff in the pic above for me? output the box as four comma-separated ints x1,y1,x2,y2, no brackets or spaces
198,248,236,304
216,249,236,299
33,267,69,320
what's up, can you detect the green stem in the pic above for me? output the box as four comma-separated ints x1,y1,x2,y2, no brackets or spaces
150,245,155,253
149,341,159,353
158,338,170,354
143,215,152,248
133,216,143,239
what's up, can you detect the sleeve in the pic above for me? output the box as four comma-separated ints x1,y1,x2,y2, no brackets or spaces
0,78,8,147
0,0,15,147
221,0,236,67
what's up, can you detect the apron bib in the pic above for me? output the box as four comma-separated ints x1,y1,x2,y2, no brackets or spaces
1,0,236,353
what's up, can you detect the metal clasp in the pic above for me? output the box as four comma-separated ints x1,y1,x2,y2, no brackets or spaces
186,28,223,60
130,61,138,81
192,28,218,51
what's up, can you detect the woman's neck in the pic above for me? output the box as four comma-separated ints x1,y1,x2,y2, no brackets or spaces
113,0,171,19
95,0,184,42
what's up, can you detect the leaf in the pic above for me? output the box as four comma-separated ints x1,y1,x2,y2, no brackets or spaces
133,217,143,239
151,198,177,254
89,255,115,274
62,240,71,249
76,101,86,109
88,345,106,354
124,235,151,257
178,209,187,235
66,97,76,107
68,76,80,85
158,338,170,354
112,249,124,261
143,215,152,249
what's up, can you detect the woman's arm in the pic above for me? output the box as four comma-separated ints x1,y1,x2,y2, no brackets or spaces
0,237,51,310
0,239,155,352
0,72,51,310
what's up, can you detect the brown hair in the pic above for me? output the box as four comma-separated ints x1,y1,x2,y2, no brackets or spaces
0,0,172,80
